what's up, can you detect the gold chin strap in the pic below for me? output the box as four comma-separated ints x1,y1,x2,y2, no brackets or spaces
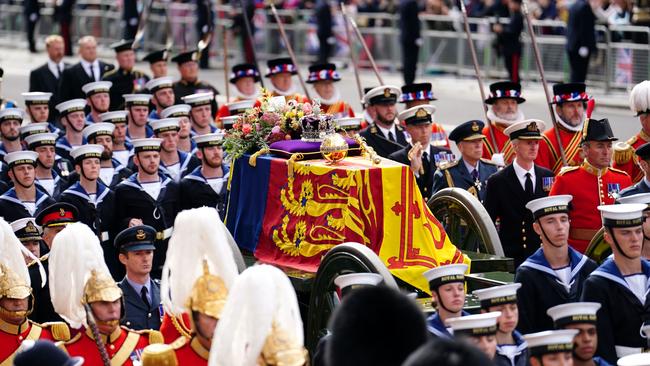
83,270,123,304
257,322,307,366
186,260,228,321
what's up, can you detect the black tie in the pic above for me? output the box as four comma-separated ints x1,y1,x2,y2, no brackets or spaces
471,169,479,181
525,172,533,196
89,65,96,81
58,64,63,79
422,151,429,169
387,131,395,142
141,286,150,308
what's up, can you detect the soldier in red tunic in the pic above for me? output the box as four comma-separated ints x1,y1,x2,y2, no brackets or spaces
481,81,527,165
535,82,590,174
305,63,355,118
399,83,449,149
216,63,261,120
50,223,162,366
612,80,650,183
549,118,632,253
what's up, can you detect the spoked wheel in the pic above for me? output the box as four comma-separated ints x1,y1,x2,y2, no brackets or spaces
428,188,504,256
584,227,610,264
305,243,398,352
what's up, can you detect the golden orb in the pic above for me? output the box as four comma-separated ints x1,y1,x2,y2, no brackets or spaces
320,133,349,164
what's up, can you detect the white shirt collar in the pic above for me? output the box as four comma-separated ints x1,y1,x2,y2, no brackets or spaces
376,123,396,141
47,59,64,77
513,158,536,190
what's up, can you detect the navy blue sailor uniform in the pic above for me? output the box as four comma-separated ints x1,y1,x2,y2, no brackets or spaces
55,135,86,164
158,151,200,183
35,169,67,199
66,158,132,189
515,247,597,334
180,165,229,219
426,310,470,338
0,188,54,222
494,330,528,366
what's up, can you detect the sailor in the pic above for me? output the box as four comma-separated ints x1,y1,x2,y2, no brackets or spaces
581,203,650,363
549,117,632,253
432,120,498,203
21,92,60,135
81,81,112,123
161,104,195,154
145,77,175,120
536,82,591,173
423,263,469,338
99,111,132,167
620,142,650,196
0,151,54,222
359,85,407,158
10,217,41,265
484,119,555,267
618,193,650,260
546,302,611,366
0,108,25,159
171,50,219,115
335,117,363,138
264,57,309,103
482,81,527,164
446,312,502,360
613,81,650,184
53,223,163,365
306,63,354,118
388,105,451,201
400,82,449,149
182,92,220,137
81,122,132,188
23,133,68,199
54,98,87,163
523,329,579,366
124,93,154,140
142,49,169,79
113,138,180,279
473,284,528,366
516,195,598,334
150,118,199,182
102,39,150,111
180,133,228,218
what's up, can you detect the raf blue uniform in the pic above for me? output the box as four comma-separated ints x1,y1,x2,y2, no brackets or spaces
432,159,497,202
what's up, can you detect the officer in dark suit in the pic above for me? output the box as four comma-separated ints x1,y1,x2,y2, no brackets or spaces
619,142,650,197
142,49,169,79
58,36,115,103
171,50,219,115
23,0,40,52
122,0,139,40
566,0,596,82
116,225,162,331
180,133,229,219
432,120,498,203
389,105,450,201
399,0,421,85
484,119,554,267
29,35,68,121
315,0,334,63
102,40,150,111
359,86,407,158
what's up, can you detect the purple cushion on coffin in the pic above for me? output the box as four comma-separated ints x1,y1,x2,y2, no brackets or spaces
268,138,361,159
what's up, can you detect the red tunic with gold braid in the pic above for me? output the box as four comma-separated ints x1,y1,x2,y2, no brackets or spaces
0,319,69,365
63,326,162,366
160,312,192,344
321,101,355,119
535,126,584,174
171,336,210,366
549,161,632,253
612,130,650,183
481,124,514,163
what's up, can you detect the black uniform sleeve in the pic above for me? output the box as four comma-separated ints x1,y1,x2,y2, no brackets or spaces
483,174,501,224
514,267,540,334
431,169,449,195
580,276,616,363
113,185,134,231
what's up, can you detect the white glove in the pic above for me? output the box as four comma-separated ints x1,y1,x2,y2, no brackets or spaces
579,46,589,58
415,38,423,47
490,153,505,167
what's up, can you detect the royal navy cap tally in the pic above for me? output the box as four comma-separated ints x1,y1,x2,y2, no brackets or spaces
423,263,468,290
398,105,436,126
171,50,200,65
335,117,363,131
70,144,103,163
523,330,579,357
10,217,41,243
446,312,501,337
110,39,134,53
193,133,225,148
182,92,214,107
83,123,115,141
123,93,152,106
504,119,546,140
306,63,341,83
55,99,86,115
547,302,601,328
161,104,191,118
598,203,647,227
227,100,255,115
114,225,157,252
526,195,573,220
472,283,521,309
448,120,485,143
485,81,525,104
99,110,128,124
0,108,25,123
400,83,436,103
4,151,38,167
230,63,261,83
363,85,401,106
150,118,181,134
22,92,52,105
142,49,169,64
132,138,163,152
552,82,589,104
145,77,174,93
220,116,238,130
265,57,297,77
24,132,58,149
334,273,383,297
35,202,78,227
582,118,617,142
20,123,50,139
82,81,112,96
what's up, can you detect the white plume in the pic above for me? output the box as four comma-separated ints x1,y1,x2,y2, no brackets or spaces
48,222,110,329
630,80,650,115
210,264,304,366
160,207,239,316
0,218,31,288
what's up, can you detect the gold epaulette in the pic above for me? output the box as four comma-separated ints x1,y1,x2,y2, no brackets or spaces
170,336,188,350
627,134,639,146
438,160,459,170
613,142,634,165
102,68,117,78
608,167,630,176
40,321,71,341
131,328,164,344
558,166,580,176
63,331,82,345
28,254,48,267
480,158,497,166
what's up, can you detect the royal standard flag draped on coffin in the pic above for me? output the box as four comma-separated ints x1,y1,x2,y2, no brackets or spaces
226,155,470,293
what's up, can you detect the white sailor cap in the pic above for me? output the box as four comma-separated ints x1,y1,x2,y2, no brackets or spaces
123,93,152,106
547,302,601,328
161,104,192,118
145,77,174,93
422,263,468,290
219,116,239,130
334,273,383,297
132,138,163,152
504,119,546,140
81,81,112,96
10,217,42,242
70,144,103,162
20,123,50,139
24,132,58,149
55,99,86,115
99,110,128,124
617,193,650,208
83,123,115,141
4,151,38,167
618,353,650,366
0,108,25,122
335,117,363,131
398,105,436,126
472,283,521,309
193,133,225,148
22,92,52,105
446,312,501,337
363,85,401,106
150,118,180,134
523,330,579,357
227,100,255,115
526,195,573,220
598,203,647,227
182,92,214,107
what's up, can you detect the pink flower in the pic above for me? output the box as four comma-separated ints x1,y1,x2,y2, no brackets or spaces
271,126,281,134
242,124,252,135
302,102,313,115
